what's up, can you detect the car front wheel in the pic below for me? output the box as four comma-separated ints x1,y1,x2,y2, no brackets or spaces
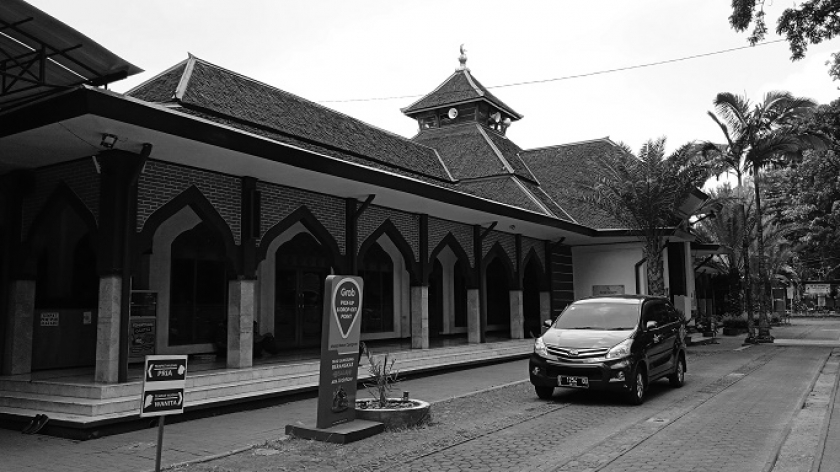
535,386,554,400
626,366,645,405
669,356,685,387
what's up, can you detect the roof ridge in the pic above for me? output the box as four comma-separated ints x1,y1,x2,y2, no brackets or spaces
124,57,189,99
523,137,617,153
476,125,514,174
179,55,443,156
510,176,553,217
174,54,197,101
400,70,460,113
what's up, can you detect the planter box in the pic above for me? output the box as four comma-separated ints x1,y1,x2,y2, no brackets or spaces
355,399,430,429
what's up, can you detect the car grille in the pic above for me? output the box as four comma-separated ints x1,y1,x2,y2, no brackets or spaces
546,346,609,361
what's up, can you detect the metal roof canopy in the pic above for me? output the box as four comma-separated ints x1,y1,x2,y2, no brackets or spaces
0,0,142,109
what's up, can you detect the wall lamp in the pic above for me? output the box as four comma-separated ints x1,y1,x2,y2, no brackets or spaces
100,133,118,149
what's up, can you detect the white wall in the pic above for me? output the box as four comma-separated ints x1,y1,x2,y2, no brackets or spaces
572,243,644,300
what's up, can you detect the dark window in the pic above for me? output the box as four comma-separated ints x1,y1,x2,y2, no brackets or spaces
360,243,394,333
169,222,228,346
454,260,468,328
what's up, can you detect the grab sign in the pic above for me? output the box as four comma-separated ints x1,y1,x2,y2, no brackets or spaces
140,355,187,417
316,275,363,429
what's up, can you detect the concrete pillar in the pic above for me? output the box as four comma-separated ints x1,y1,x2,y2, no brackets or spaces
95,275,121,383
227,279,255,368
467,288,480,344
539,291,551,329
411,286,429,349
2,280,35,375
509,290,524,339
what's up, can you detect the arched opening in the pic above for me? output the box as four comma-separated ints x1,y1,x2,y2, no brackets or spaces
485,258,511,338
428,259,444,338
31,205,98,370
523,258,543,338
453,260,469,330
169,222,229,346
274,232,331,348
360,242,394,334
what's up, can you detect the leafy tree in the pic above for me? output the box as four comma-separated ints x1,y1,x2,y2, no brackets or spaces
766,99,840,279
583,138,712,296
729,0,840,79
707,91,823,339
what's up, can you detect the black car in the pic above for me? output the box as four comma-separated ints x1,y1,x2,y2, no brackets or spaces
529,295,686,404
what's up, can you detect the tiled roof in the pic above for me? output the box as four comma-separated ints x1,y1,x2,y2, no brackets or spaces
126,56,452,183
412,124,535,182
401,69,522,119
125,61,186,103
457,177,552,216
520,139,627,230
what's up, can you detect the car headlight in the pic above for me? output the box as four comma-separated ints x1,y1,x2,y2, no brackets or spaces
534,337,549,357
606,338,632,360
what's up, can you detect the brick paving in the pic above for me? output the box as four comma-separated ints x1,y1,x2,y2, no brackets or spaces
6,321,840,472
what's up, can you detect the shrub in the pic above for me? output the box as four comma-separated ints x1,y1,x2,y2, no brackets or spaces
721,316,749,330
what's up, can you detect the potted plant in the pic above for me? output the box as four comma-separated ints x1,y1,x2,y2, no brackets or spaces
354,343,431,429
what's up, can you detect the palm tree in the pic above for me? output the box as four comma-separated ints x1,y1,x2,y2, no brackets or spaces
583,138,712,296
708,91,823,341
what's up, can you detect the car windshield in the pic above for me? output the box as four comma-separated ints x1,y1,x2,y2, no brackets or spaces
553,300,640,330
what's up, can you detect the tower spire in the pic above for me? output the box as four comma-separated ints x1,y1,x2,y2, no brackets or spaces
458,44,468,70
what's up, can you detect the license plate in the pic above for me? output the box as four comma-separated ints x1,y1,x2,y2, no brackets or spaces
558,375,589,388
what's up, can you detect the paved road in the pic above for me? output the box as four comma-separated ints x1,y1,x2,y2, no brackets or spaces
5,317,840,472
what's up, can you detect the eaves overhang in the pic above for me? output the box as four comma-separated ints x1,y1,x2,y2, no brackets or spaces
0,86,610,243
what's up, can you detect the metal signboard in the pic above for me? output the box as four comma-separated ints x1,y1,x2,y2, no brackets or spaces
316,275,363,430
140,355,187,418
806,284,831,295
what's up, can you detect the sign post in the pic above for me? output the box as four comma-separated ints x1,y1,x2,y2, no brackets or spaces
316,275,364,429
286,275,384,443
141,355,187,472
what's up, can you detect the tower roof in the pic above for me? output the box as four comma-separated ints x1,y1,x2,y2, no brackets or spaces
401,47,522,120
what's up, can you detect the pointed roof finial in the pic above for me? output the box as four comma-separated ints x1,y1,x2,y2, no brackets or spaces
458,44,468,70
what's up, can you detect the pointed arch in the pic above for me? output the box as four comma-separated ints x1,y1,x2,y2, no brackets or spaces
258,205,343,272
26,181,98,247
482,241,515,285
137,185,239,274
521,247,549,291
25,182,99,275
429,232,474,286
358,219,419,285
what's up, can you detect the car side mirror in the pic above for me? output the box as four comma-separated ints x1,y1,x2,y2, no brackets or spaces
646,321,658,331
542,319,553,329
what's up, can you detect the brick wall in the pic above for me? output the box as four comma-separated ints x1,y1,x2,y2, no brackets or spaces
428,216,474,267
357,205,419,262
137,160,241,243
21,159,99,239
521,236,546,272
482,229,516,266
257,182,346,253
550,244,574,319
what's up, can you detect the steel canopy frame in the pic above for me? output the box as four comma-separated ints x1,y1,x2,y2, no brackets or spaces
0,0,142,109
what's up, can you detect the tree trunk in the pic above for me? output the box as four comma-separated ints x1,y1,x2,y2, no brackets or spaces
645,240,666,296
752,163,772,341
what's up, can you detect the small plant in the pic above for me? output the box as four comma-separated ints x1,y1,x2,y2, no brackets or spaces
360,342,400,408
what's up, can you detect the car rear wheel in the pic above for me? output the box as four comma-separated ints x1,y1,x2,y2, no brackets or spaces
626,366,645,405
669,356,685,387
535,386,554,399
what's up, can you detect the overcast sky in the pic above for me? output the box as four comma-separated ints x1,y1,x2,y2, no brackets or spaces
27,1,840,161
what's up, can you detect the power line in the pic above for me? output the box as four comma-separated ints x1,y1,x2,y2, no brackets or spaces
318,39,788,104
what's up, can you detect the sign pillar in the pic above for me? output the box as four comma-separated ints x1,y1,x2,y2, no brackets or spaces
316,276,363,429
